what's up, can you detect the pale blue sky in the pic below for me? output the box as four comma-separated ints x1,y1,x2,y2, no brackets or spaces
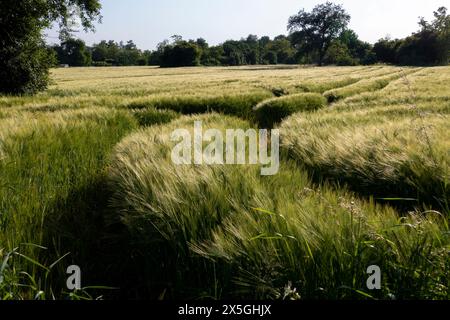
45,0,448,50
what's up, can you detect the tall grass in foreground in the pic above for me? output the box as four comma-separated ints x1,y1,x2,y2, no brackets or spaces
0,65,448,300
0,108,138,299
106,114,449,299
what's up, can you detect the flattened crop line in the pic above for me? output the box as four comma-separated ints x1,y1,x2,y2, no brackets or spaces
293,77,361,94
62,71,215,82
345,65,383,75
323,68,421,103
339,67,408,85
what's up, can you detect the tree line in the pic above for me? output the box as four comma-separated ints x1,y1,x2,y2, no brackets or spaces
373,7,449,66
51,3,449,69
50,34,297,67
47,32,372,68
1,1,449,95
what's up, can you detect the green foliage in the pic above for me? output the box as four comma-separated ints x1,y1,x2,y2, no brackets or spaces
159,37,201,67
288,2,351,65
397,30,446,66
373,38,401,64
0,0,101,94
254,93,327,128
54,38,92,66
324,41,357,66
0,33,54,95
142,34,297,67
263,51,278,65
91,40,119,63
374,7,449,66
116,41,142,66
200,46,224,66
221,40,249,65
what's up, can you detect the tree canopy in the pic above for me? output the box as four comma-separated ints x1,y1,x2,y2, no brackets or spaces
288,2,351,65
0,0,101,94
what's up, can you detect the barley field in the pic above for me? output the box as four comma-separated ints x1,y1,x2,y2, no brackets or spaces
0,65,449,300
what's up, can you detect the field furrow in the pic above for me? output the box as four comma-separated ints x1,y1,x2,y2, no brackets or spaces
0,65,448,300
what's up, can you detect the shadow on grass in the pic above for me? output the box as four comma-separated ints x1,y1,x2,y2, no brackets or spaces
287,155,449,214
41,173,223,299
40,174,133,299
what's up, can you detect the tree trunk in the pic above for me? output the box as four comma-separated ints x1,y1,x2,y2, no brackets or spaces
318,49,324,66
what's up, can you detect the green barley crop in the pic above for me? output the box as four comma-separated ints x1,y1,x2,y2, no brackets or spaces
0,65,448,300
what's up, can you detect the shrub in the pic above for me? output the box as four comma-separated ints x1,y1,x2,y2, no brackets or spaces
254,93,327,128
55,38,92,67
160,41,201,67
0,35,54,95
397,30,448,66
0,0,100,95
373,7,449,66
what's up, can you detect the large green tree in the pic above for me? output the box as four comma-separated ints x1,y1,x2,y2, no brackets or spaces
159,36,201,67
288,2,350,66
55,38,92,66
0,0,101,94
